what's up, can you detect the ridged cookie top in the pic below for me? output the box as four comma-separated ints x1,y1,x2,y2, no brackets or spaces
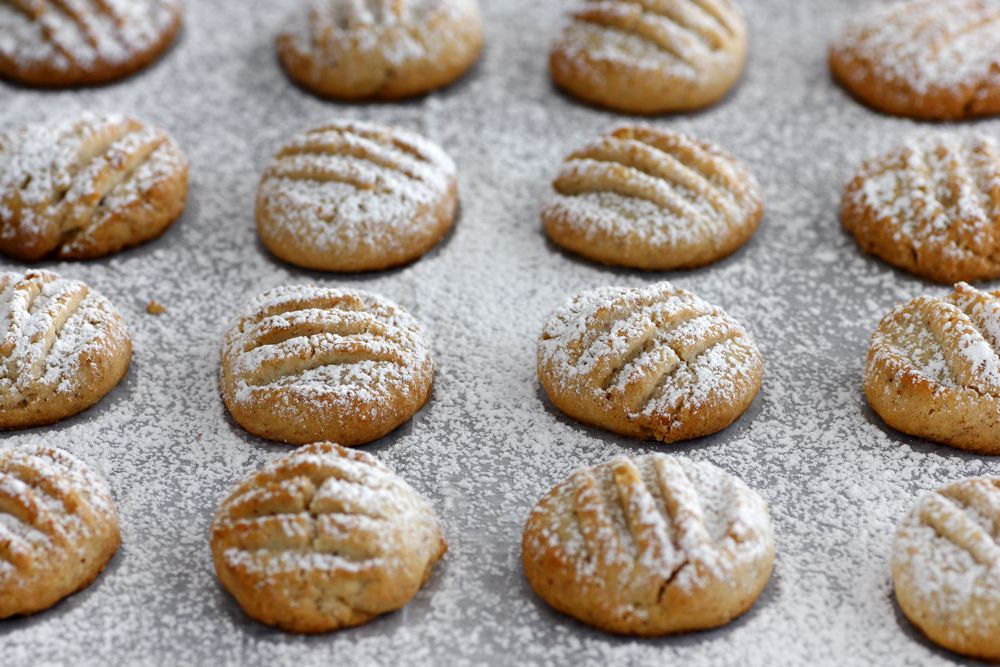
544,125,763,251
832,0,1000,96
870,283,1000,395
0,113,188,260
222,285,433,418
524,454,772,594
554,0,746,77
0,445,117,586
893,478,1000,633
256,121,456,255
0,0,181,74
0,270,129,412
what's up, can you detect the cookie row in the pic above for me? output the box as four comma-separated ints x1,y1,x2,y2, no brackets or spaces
5,441,998,660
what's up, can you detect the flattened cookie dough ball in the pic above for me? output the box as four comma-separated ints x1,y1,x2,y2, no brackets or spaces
0,445,121,618
0,270,132,430
842,135,1000,284
893,478,1000,660
221,285,434,446
543,125,763,270
537,281,763,443
550,0,748,114
522,453,774,636
256,121,457,273
276,0,483,100
830,0,1000,120
0,113,189,261
865,282,1000,454
0,0,182,87
211,441,446,633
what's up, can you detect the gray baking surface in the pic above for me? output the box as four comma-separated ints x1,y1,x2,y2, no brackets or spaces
1,0,996,665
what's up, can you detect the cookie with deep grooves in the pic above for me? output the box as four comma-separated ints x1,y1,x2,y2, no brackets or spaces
522,453,774,636
829,0,1000,120
0,113,189,261
0,270,131,430
276,0,483,100
221,284,434,446
893,477,1000,660
537,281,763,443
0,0,183,87
211,441,446,633
865,282,1000,454
550,0,748,114
842,135,1000,284
0,445,121,618
256,121,457,273
543,125,763,270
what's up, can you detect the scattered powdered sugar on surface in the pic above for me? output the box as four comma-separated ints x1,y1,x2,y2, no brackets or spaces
3,0,1000,664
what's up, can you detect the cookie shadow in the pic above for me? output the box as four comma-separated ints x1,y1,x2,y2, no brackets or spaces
859,401,999,462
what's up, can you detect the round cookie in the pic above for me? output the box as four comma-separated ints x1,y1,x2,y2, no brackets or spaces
537,281,763,443
522,453,774,636
256,121,457,272
221,284,434,446
842,135,1000,284
892,477,1000,660
0,113,189,261
549,0,748,114
0,0,182,87
543,125,763,270
276,0,483,100
865,282,1000,454
0,270,132,430
0,445,121,618
211,441,446,633
829,0,1000,121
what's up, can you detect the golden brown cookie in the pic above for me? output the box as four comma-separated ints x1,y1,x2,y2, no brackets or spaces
0,445,121,618
842,135,1000,284
537,281,763,443
543,125,763,270
0,270,131,430
276,0,483,100
865,282,1000,454
256,121,457,272
0,0,182,87
211,441,446,634
221,284,434,446
522,453,774,636
549,0,748,114
892,477,1000,661
0,113,189,261
829,0,1000,121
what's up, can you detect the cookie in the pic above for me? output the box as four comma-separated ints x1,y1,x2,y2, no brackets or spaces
537,281,763,443
0,113,189,261
0,0,182,87
0,445,120,618
522,453,774,636
221,284,433,446
0,270,131,430
276,0,483,100
892,477,1000,660
543,125,763,270
549,0,748,114
256,121,456,272
865,282,1000,454
842,135,1000,284
829,0,1000,120
211,441,446,633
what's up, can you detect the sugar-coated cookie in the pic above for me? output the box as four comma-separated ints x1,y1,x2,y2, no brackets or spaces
211,441,446,633
0,113,189,261
0,445,120,618
221,285,433,446
543,125,763,270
